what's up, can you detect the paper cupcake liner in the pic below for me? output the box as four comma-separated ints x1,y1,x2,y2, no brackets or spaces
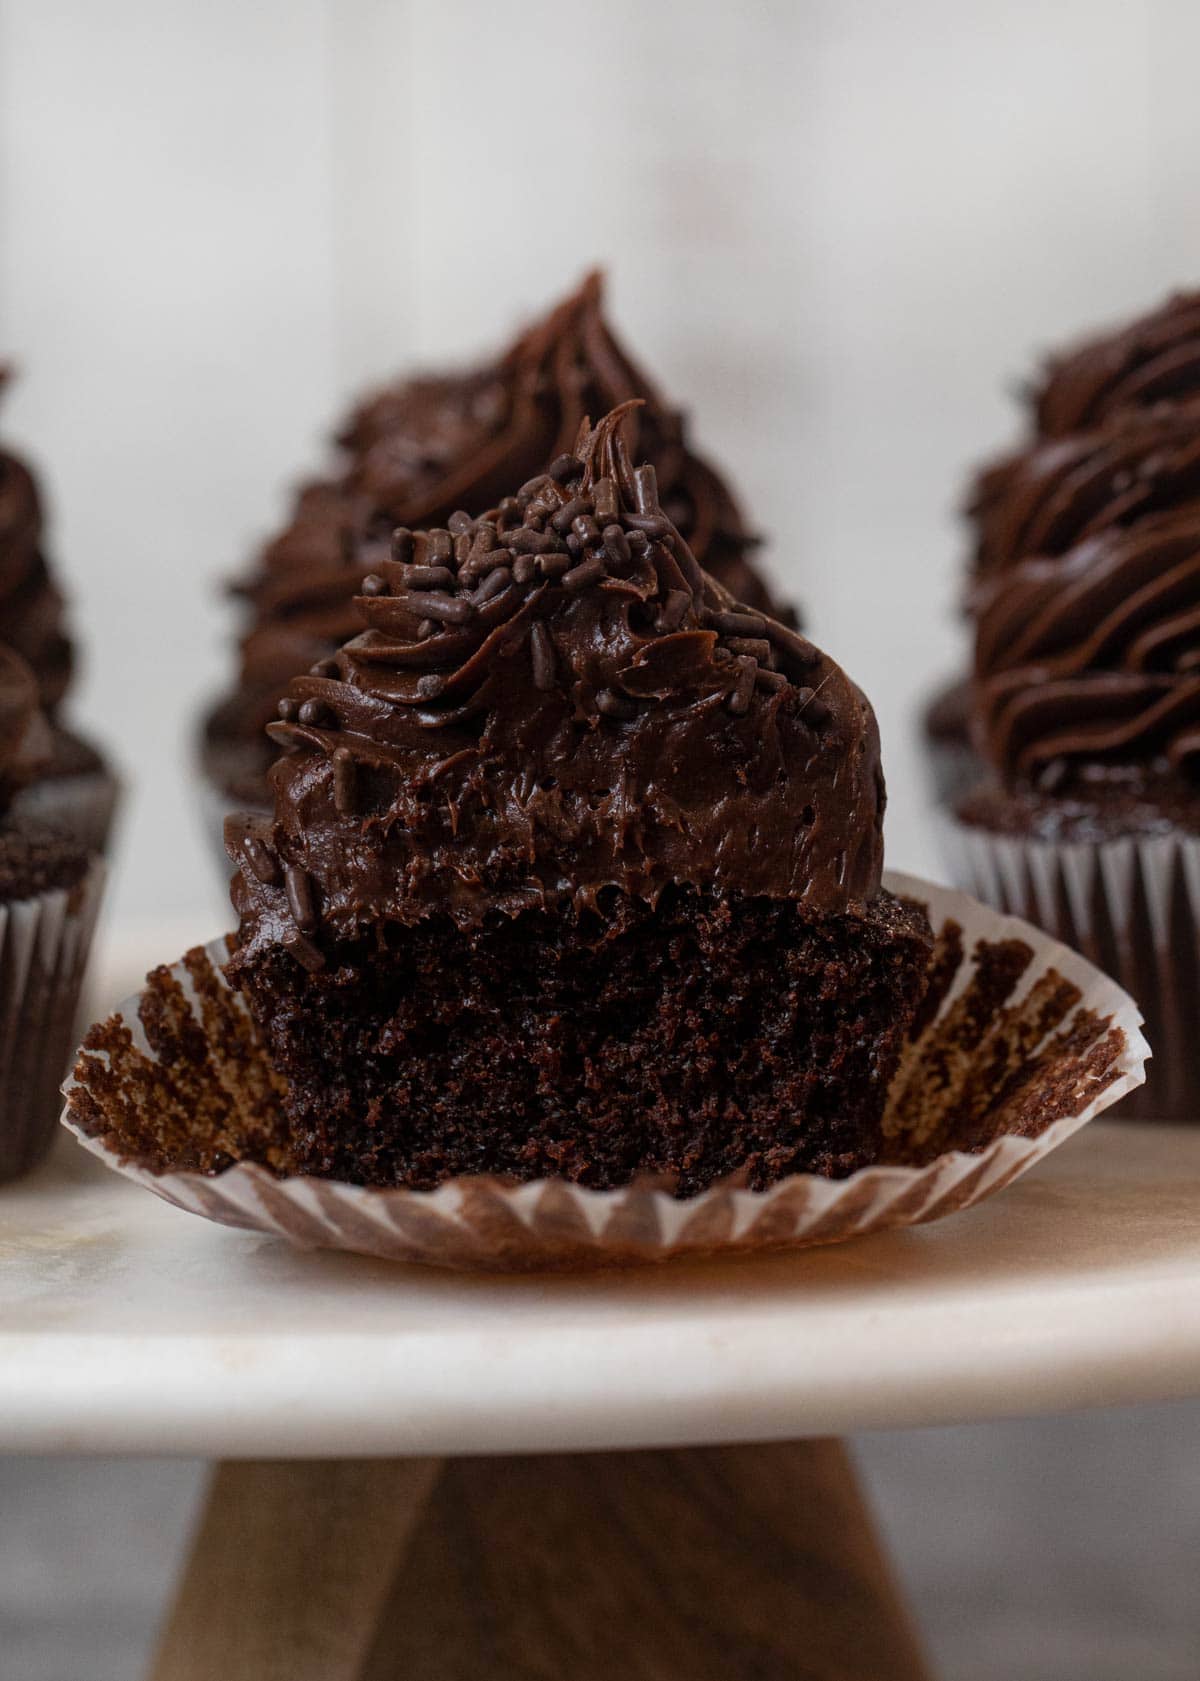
0,856,107,1183
61,871,1146,1270
13,767,122,858
936,813,1199,1121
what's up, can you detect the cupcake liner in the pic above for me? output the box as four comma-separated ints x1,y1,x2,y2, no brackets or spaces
13,767,121,857
936,813,1197,1121
0,856,107,1183
61,871,1146,1271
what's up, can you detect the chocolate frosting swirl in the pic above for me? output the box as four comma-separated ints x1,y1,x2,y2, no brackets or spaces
211,275,782,787
1033,289,1200,438
228,408,881,967
971,400,1200,785
0,370,73,715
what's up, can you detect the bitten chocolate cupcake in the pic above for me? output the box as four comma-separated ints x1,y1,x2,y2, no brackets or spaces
0,644,104,1182
0,369,120,853
201,273,789,830
220,407,929,1195
939,291,1200,1118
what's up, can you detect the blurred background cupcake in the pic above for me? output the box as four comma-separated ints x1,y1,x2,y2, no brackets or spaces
198,272,790,861
0,642,104,1182
937,289,1200,1120
0,368,120,855
922,289,1200,807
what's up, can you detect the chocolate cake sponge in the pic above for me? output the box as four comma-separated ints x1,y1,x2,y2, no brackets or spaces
226,404,931,1195
231,887,931,1194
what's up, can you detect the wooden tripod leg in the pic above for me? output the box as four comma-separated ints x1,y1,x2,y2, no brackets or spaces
362,1439,931,1681
149,1458,441,1681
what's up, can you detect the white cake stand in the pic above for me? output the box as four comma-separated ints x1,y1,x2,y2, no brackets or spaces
4,937,1199,1680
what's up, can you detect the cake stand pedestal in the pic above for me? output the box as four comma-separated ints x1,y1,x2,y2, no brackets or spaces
5,1118,1200,1679
148,1443,928,1680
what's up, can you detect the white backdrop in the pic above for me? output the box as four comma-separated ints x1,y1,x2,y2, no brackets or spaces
3,0,1200,935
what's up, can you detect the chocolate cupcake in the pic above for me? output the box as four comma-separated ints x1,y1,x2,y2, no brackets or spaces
939,295,1200,1118
0,644,104,1182
922,289,1200,805
0,370,120,853
201,274,789,836
220,408,930,1195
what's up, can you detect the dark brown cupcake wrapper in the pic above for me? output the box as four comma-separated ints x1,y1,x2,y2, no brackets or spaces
936,815,1195,1120
61,873,1146,1269
0,857,106,1183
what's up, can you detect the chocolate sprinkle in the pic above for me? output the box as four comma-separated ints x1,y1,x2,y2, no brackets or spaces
331,746,356,814
285,863,317,932
563,555,606,592
242,836,279,885
530,622,556,692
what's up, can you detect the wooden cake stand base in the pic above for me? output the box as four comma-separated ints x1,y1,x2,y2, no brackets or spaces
150,1444,929,1680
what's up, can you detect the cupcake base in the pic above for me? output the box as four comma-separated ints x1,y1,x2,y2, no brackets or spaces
11,726,121,857
225,887,935,1196
13,767,121,859
63,873,1146,1269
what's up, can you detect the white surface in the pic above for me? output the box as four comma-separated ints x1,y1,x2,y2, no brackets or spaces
6,2,1200,931
1,1120,1199,1458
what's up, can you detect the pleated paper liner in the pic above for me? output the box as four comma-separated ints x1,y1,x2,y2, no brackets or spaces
61,872,1147,1271
936,814,1193,1121
0,855,107,1183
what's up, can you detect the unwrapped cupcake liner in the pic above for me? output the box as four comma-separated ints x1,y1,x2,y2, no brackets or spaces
62,871,1146,1270
936,814,1197,1121
1,856,107,1183
14,768,121,858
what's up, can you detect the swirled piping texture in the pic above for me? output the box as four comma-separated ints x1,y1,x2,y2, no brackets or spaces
0,371,73,714
227,408,881,967
1033,290,1200,438
216,274,778,765
972,408,1200,784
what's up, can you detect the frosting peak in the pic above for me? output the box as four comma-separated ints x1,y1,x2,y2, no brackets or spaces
208,275,786,797
229,408,880,965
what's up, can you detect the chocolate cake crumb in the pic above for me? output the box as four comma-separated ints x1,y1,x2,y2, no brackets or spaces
227,888,933,1195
